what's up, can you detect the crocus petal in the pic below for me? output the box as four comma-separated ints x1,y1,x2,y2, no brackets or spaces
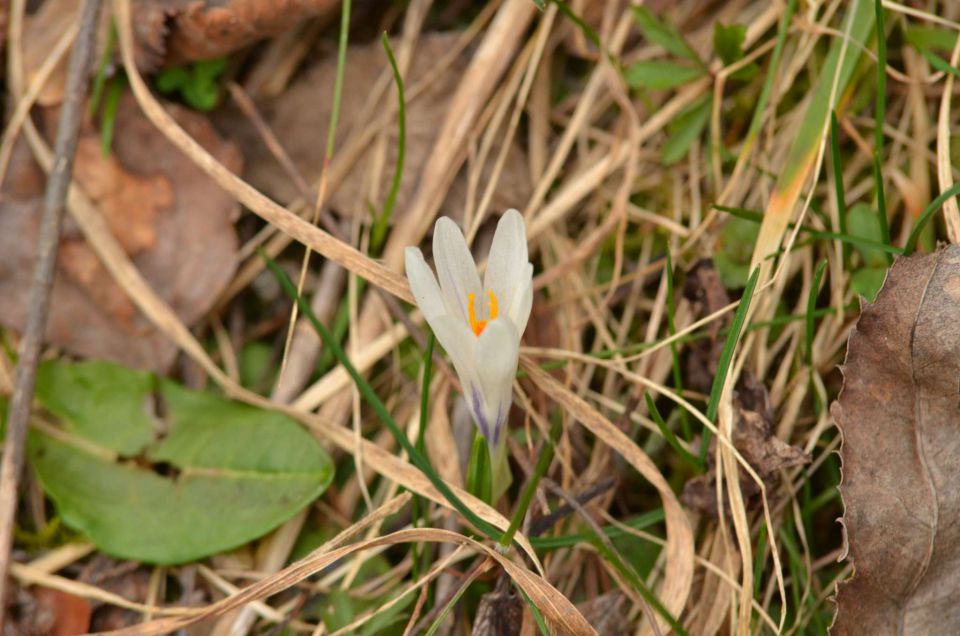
427,314,478,382
509,271,534,336
433,217,482,323
430,316,494,440
474,318,519,447
483,209,529,320
404,247,447,322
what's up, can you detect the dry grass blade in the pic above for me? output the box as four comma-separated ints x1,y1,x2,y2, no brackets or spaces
750,0,874,287
936,35,960,242
99,528,592,636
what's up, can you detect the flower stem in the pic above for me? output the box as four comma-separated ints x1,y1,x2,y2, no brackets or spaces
498,418,561,550
466,431,492,504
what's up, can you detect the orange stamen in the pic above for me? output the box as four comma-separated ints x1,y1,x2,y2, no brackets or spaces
468,290,499,336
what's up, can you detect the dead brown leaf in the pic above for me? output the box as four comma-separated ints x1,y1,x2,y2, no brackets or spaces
831,245,960,634
678,260,808,516
682,259,731,394
576,591,629,636
0,92,240,371
9,586,93,635
683,374,809,517
72,136,172,254
472,575,523,636
226,32,531,223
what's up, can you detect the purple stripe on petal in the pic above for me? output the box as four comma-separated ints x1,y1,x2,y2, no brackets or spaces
471,387,490,441
492,403,507,447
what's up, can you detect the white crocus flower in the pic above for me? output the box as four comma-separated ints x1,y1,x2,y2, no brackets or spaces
405,209,533,449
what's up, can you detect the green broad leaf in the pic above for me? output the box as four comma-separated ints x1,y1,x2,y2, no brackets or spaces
714,22,758,81
154,67,190,93
847,202,889,301
35,361,157,456
905,25,958,53
193,58,228,80
155,58,227,111
662,95,711,165
847,202,887,267
182,80,220,112
630,6,700,62
715,215,760,289
321,589,356,631
714,22,746,65
29,360,333,564
239,341,276,391
625,60,705,90
360,592,415,635
850,266,886,302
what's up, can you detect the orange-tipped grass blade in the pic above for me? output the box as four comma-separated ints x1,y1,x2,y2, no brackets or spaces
750,0,876,284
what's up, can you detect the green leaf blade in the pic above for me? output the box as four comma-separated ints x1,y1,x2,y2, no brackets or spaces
662,95,711,165
631,6,701,62
625,61,705,90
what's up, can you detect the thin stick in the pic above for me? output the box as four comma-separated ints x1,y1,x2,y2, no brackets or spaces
0,0,103,624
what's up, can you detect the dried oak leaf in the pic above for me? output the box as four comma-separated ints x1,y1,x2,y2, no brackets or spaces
831,245,960,634
683,374,809,517
0,92,240,371
226,32,531,223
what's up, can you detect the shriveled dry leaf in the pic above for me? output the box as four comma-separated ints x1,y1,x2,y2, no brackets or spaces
11,586,93,636
832,245,960,634
227,32,531,222
576,591,629,636
71,137,172,254
472,576,524,636
0,93,240,371
682,259,732,394
683,374,809,517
